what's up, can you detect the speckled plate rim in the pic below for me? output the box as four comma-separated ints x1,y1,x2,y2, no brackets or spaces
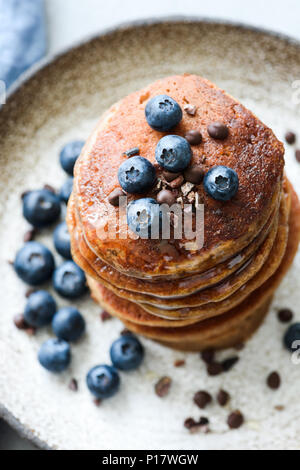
1,16,300,450
5,15,300,102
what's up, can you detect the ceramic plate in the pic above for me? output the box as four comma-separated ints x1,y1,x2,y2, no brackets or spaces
1,19,300,450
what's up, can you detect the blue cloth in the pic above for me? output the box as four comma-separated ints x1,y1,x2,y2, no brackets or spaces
0,0,46,89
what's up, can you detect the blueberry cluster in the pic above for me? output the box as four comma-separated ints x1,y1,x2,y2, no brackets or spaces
115,94,240,237
14,141,87,373
25,293,86,373
13,140,146,398
86,334,144,400
16,138,87,297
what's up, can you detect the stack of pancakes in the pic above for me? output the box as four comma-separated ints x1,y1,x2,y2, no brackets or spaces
67,75,300,351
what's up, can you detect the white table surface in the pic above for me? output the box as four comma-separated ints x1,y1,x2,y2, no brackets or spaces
2,0,300,451
46,0,300,55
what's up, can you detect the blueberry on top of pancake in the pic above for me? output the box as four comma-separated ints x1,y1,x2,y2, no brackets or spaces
155,135,192,172
204,166,239,201
127,198,161,238
145,94,182,131
118,156,156,194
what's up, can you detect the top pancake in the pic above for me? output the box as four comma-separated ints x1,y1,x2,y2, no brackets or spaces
74,74,284,278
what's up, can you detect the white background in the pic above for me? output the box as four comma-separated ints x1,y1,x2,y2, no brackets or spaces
2,0,300,450
46,0,300,55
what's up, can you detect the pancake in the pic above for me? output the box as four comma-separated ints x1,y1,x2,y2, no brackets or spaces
159,297,273,351
71,193,280,307
74,179,281,281
68,74,297,352
82,183,294,332
73,74,284,279
88,277,201,328
86,185,296,328
67,190,279,298
105,188,300,350
90,277,273,349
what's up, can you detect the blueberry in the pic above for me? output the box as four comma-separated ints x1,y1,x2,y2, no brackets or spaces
38,338,71,373
22,189,61,228
284,323,300,352
24,290,56,327
59,141,85,175
86,365,120,399
110,335,144,371
118,156,156,194
155,135,192,172
14,242,55,286
204,166,239,202
59,177,73,203
54,222,72,259
53,261,87,299
127,198,161,238
145,95,182,132
52,307,85,342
